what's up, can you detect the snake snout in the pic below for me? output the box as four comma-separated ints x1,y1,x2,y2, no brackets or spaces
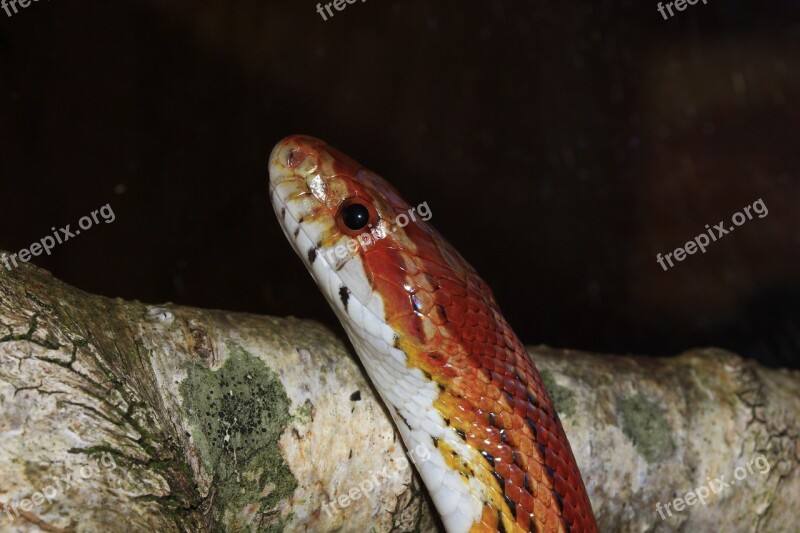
268,136,321,193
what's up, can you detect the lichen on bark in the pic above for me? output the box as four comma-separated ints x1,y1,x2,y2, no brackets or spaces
180,343,297,529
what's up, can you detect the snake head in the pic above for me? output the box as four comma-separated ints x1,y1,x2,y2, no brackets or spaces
269,135,453,323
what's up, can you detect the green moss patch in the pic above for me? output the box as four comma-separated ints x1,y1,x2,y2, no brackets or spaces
617,394,675,463
180,343,297,530
541,370,577,419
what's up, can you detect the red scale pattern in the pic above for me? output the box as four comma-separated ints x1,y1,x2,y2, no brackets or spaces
366,204,597,532
283,136,598,533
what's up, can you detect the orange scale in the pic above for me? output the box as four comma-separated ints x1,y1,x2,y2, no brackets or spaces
459,382,480,410
470,356,487,373
477,312,493,329
444,304,467,327
490,371,507,391
547,448,567,477
469,342,486,356
475,352,493,369
472,432,492,448
397,258,420,277
458,326,473,343
553,475,571,501
515,435,534,459
411,271,439,292
483,422,500,438
410,291,435,314
419,260,460,283
439,336,467,355
469,375,493,396
545,426,563,449
504,478,523,504
534,411,553,432
488,404,507,425
523,403,542,422
543,517,560,533
437,324,461,341
528,462,546,487
428,305,448,326
507,407,524,426
476,349,496,367
511,375,529,391
423,354,450,372
495,451,514,473
518,489,536,516
447,290,470,307
495,346,511,361
511,451,536,476
386,309,426,340
503,379,521,399
533,499,549,522
496,411,515,432
543,446,559,470
418,332,446,352
464,297,481,313
474,396,496,415
535,423,554,445
463,352,483,368
557,457,573,480
498,391,516,416
440,364,462,381
561,496,577,524
500,428,520,448
489,354,513,372
439,348,469,365
432,288,453,306
514,399,531,419
508,465,526,492
467,297,489,318
487,403,504,421
476,367,493,385
555,469,572,489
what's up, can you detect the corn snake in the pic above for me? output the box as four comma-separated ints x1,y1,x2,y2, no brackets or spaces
269,135,598,533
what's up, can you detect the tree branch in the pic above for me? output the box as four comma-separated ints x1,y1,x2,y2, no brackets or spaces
0,257,797,531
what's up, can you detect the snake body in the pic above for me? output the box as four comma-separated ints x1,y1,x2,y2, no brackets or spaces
269,136,598,532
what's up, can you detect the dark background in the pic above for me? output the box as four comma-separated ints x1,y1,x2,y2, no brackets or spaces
1,1,798,367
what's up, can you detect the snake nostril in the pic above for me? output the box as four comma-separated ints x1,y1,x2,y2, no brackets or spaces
287,149,306,168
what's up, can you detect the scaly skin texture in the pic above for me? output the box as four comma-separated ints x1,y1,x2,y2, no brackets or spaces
268,135,598,532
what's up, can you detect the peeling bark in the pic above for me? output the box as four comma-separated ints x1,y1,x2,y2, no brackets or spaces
0,258,798,532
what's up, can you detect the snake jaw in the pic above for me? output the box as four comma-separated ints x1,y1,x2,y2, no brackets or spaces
269,136,598,533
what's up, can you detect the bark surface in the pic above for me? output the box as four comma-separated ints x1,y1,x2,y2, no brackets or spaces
0,259,798,532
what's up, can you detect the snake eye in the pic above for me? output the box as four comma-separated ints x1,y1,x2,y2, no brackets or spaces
336,198,377,235
343,204,369,230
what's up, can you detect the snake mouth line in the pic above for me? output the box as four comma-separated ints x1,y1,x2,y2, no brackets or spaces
268,166,391,334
